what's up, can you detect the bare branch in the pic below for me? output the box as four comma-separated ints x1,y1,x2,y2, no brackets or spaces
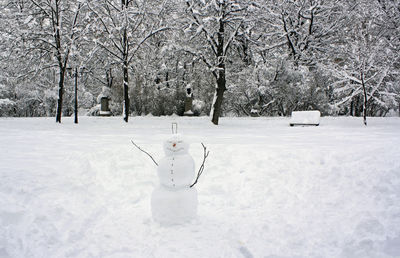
223,19,244,55
96,41,125,62
128,27,170,64
190,143,209,188
30,0,51,17
87,3,124,55
186,1,218,56
131,140,158,166
182,48,218,79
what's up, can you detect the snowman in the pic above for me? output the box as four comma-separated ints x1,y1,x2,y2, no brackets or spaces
151,134,198,224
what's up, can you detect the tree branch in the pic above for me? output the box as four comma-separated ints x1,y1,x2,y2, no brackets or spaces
190,143,209,188
131,140,158,166
186,1,218,56
182,48,218,79
128,27,170,64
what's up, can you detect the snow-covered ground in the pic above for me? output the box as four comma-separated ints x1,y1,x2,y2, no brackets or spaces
1,116,399,258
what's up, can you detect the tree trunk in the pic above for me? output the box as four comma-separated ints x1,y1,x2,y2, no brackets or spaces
54,1,64,123
123,61,130,122
350,99,354,116
107,68,113,88
211,84,225,125
122,1,130,123
211,65,226,125
211,8,226,125
56,68,65,123
74,67,78,124
122,14,130,122
361,72,367,126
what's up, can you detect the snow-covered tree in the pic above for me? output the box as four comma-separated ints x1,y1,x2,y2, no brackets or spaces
182,0,257,125
323,0,399,124
222,0,338,117
0,0,398,119
10,0,88,122
1,0,109,119
87,0,168,122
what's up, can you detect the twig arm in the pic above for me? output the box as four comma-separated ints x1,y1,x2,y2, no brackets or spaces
131,140,159,166
190,143,209,188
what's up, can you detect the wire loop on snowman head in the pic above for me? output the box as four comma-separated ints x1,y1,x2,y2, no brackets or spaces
171,122,178,134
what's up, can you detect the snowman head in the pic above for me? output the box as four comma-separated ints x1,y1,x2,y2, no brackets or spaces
163,134,189,156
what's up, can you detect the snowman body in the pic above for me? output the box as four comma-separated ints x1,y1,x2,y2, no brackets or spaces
157,137,195,188
151,134,198,224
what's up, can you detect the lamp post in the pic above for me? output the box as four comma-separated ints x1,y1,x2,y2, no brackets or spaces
67,66,86,124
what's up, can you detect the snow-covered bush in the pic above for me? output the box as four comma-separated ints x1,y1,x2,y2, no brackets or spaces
42,88,58,117
80,91,95,109
0,98,17,117
225,61,330,117
151,88,185,116
86,104,101,116
192,99,206,116
0,84,17,116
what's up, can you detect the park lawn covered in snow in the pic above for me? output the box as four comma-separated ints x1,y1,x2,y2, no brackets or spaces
1,116,400,258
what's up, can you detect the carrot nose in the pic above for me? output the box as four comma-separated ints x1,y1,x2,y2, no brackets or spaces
173,143,176,147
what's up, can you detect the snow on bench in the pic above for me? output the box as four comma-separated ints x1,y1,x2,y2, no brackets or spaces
290,110,321,126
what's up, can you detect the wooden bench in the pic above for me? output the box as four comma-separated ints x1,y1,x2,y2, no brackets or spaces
289,111,321,126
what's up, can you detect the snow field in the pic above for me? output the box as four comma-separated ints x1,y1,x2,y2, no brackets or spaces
0,116,400,258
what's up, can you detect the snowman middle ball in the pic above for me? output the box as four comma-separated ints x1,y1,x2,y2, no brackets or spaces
157,134,195,188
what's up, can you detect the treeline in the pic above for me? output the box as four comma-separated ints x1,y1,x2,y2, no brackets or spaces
0,0,399,124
